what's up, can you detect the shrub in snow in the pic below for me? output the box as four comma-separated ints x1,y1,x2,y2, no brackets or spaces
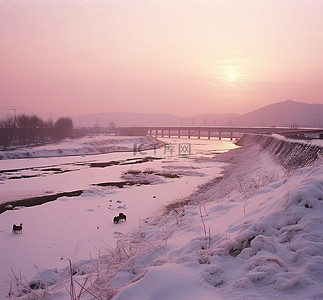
202,265,225,287
28,269,60,289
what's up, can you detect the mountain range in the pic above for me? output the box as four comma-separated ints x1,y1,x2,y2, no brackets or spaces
73,100,323,128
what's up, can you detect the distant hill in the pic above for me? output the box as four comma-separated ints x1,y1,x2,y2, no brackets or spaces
73,112,239,128
73,100,323,128
233,100,323,127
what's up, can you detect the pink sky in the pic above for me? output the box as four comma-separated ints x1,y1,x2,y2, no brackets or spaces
1,0,323,118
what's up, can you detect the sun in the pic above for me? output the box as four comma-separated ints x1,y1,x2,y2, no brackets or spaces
227,71,237,82
225,65,239,82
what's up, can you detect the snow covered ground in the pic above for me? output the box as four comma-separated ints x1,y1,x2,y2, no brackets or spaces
112,156,323,300
2,135,323,299
0,136,236,299
0,135,163,160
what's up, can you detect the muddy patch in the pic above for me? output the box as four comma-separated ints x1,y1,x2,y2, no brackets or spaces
87,156,163,168
0,156,163,183
124,169,180,179
93,181,151,188
0,190,84,214
41,167,63,172
8,174,40,180
88,161,120,167
1,167,79,181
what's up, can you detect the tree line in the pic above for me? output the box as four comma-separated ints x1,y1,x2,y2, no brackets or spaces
0,114,73,148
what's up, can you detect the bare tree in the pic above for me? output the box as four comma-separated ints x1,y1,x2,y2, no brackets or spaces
15,114,43,128
54,117,73,139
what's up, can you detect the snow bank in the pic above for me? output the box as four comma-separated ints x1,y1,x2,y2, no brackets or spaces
0,135,163,159
237,134,323,170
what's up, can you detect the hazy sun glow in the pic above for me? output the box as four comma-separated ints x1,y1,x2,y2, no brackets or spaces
227,73,237,82
225,65,239,82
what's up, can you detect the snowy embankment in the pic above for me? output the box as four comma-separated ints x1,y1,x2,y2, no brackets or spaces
9,135,323,299
0,135,162,160
237,133,323,170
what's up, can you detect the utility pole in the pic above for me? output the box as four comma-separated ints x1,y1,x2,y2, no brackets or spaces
12,108,19,126
12,108,18,118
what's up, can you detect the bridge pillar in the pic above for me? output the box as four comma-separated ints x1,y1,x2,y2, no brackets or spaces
162,129,164,137
230,131,233,140
208,130,211,139
168,129,171,138
188,129,191,139
178,129,180,138
198,130,201,139
155,129,158,137
219,131,222,140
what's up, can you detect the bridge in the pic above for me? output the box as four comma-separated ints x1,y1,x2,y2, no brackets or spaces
117,126,323,140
